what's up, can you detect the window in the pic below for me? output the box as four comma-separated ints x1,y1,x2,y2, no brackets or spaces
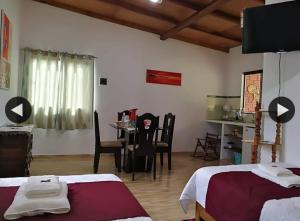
242,70,263,113
21,49,94,130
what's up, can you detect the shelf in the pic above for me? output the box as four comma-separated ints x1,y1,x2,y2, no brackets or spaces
224,146,242,153
206,120,255,127
242,140,281,146
224,134,243,139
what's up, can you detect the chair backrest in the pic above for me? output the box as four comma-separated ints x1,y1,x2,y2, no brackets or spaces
94,111,100,147
205,133,220,149
134,113,159,156
161,113,175,148
117,110,130,121
117,110,130,139
0,133,29,177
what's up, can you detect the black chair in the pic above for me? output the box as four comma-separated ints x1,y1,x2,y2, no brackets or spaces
128,113,159,181
93,111,123,173
156,113,175,170
194,133,220,161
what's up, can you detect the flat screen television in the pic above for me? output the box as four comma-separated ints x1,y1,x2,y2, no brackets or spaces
242,0,300,54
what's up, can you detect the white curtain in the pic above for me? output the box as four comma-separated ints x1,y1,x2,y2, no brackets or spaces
21,49,94,130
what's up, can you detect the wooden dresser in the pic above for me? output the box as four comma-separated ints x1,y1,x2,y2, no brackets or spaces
0,125,34,178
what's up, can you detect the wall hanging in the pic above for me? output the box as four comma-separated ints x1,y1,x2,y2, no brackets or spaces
0,10,12,90
146,69,181,86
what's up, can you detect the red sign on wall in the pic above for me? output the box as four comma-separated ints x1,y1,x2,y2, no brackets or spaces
1,11,11,61
146,69,182,86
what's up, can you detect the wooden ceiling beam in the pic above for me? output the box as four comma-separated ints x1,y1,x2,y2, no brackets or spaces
161,0,230,40
252,0,265,4
97,0,178,24
33,0,162,34
33,0,229,52
97,0,240,43
173,35,228,52
190,25,241,42
169,0,240,25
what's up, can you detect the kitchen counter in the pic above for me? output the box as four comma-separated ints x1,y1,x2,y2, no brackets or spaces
205,119,255,128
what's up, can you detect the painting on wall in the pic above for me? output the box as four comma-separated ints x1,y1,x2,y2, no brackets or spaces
0,10,12,90
242,70,263,113
0,59,10,89
146,69,182,86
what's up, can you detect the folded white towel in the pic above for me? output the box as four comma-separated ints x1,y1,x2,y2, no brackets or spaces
4,182,70,220
23,183,61,199
252,168,300,188
24,176,61,198
258,164,293,177
27,175,59,184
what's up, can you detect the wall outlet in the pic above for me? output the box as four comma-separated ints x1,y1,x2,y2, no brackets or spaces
100,78,107,85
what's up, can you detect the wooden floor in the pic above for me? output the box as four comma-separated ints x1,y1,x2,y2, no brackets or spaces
30,153,230,221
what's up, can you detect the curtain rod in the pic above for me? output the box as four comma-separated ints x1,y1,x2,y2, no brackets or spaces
23,47,97,59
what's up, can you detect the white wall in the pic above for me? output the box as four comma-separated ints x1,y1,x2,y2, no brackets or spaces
262,0,300,165
0,0,22,125
20,0,229,155
227,46,263,96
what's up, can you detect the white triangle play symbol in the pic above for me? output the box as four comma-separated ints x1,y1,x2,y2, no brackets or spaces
11,104,23,117
277,103,289,117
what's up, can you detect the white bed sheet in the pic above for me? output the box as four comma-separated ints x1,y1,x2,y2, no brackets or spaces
260,197,300,221
0,174,152,221
0,174,121,187
179,163,296,220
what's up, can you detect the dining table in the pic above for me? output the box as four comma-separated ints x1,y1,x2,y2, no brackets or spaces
109,122,162,173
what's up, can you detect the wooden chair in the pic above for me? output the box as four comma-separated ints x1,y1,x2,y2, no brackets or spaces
243,102,282,163
194,133,220,161
156,113,175,170
128,113,159,181
93,111,123,173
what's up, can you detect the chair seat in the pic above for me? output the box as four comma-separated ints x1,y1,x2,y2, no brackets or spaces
156,142,168,148
100,140,123,148
127,145,139,151
117,138,126,144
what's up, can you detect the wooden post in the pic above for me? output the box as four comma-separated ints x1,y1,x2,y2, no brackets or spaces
196,203,201,221
271,145,276,162
275,122,281,145
272,121,281,162
252,102,262,163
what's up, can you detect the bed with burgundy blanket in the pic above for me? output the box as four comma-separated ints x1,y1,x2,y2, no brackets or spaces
0,174,152,221
180,163,300,221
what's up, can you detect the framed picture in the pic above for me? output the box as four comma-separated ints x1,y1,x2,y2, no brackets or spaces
0,59,10,89
242,70,263,113
0,10,12,89
146,69,182,86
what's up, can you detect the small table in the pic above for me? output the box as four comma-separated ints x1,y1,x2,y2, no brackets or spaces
0,125,34,177
109,123,135,134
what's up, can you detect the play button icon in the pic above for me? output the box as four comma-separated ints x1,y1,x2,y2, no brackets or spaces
5,97,32,124
11,104,24,117
268,97,295,123
277,103,289,117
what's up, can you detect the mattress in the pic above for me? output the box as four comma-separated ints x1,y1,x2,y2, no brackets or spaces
179,163,300,221
0,174,152,221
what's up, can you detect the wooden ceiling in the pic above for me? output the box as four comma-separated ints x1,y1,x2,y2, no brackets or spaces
33,0,265,53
